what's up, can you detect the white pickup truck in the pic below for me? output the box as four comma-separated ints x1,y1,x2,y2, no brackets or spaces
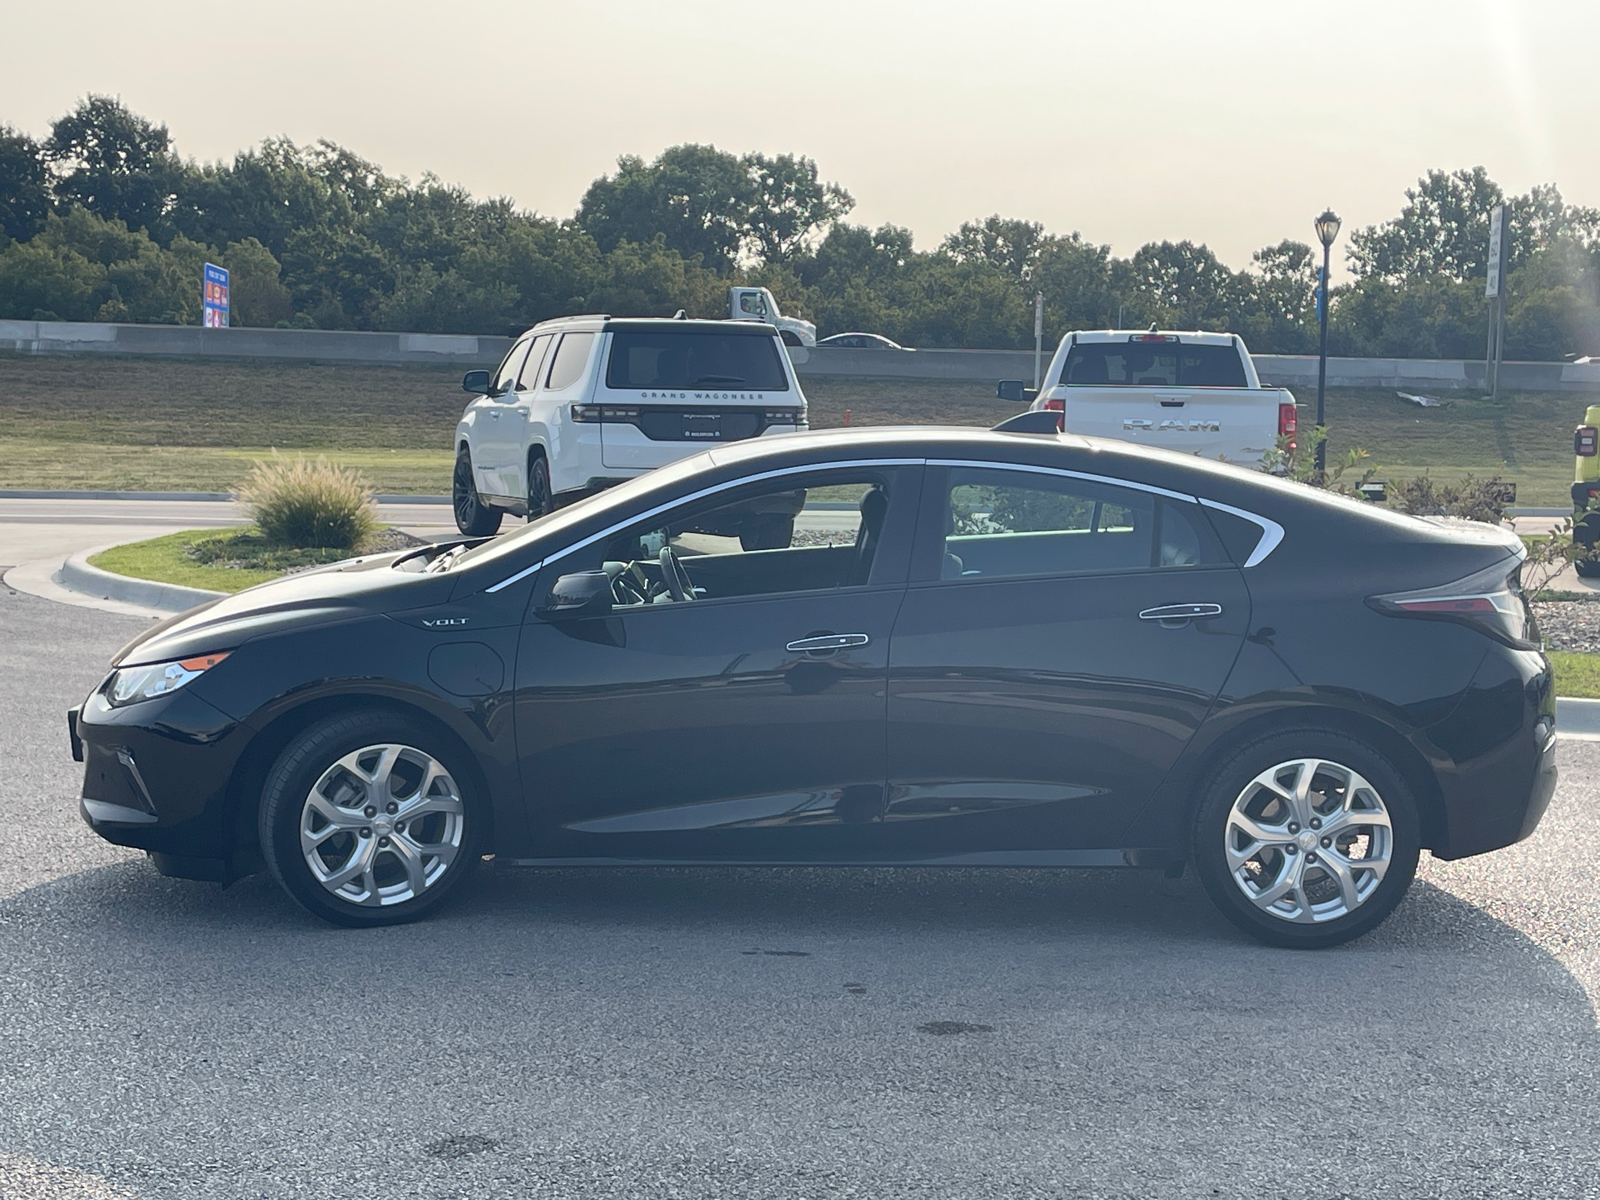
729,286,816,347
998,330,1295,465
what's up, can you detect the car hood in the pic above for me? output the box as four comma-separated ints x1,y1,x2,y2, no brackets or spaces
111,551,455,667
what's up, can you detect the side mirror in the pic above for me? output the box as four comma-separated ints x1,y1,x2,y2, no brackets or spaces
538,571,613,618
462,370,491,394
997,380,1039,403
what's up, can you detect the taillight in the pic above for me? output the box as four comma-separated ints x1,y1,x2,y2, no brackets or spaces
1279,403,1297,450
1367,556,1537,649
1042,396,1064,432
1577,425,1597,456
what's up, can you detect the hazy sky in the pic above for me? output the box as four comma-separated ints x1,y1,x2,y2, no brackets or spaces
3,0,1593,278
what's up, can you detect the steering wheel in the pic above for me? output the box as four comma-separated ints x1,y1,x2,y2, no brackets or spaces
658,546,697,602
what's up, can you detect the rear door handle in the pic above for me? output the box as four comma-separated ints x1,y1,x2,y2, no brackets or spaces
1139,603,1222,624
786,633,870,653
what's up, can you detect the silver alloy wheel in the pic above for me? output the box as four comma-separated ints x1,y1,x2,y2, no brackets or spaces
299,743,465,907
1224,758,1393,923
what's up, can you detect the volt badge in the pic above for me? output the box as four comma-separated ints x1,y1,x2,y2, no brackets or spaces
422,617,470,628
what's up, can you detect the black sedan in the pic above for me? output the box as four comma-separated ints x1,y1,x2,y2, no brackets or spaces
816,333,906,350
70,427,1556,947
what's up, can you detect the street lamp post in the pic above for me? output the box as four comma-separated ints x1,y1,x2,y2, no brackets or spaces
1313,209,1341,474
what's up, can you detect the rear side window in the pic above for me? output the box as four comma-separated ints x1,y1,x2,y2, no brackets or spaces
545,332,596,391
935,467,1218,581
517,334,554,390
606,332,790,391
1063,342,1247,387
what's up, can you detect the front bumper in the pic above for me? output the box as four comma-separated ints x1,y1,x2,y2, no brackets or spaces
71,684,247,868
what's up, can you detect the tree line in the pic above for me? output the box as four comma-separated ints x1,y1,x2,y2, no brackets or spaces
2,96,1598,359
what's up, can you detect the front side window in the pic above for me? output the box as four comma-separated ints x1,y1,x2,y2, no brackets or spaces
937,467,1212,581
605,331,790,391
545,332,596,391
545,472,897,610
491,339,532,395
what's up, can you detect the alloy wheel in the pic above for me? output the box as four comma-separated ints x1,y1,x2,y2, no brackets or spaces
299,743,465,907
1223,758,1393,924
452,455,477,530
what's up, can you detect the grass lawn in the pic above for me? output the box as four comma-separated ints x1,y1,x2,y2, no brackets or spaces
1549,652,1600,699
90,528,281,592
87,526,405,593
0,353,1589,503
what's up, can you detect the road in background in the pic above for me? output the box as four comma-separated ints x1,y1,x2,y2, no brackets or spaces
1,586,1598,1199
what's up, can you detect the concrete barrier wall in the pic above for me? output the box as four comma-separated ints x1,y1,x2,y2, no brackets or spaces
5,318,1600,393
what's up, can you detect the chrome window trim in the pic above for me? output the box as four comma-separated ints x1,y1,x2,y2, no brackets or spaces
484,457,925,593
1198,499,1285,568
927,458,1196,503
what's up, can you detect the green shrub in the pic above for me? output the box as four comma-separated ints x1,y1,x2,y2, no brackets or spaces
1386,473,1510,524
237,455,375,549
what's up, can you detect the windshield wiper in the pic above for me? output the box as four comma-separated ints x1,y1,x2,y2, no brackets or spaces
425,544,469,574
689,374,745,385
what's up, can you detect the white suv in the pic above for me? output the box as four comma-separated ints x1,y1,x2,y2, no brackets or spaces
453,315,809,538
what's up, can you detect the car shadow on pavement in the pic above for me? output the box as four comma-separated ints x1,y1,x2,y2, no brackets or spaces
3,858,1599,1199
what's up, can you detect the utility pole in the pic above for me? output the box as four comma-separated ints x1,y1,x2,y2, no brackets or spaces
1313,210,1342,474
1033,292,1044,389
1485,204,1508,399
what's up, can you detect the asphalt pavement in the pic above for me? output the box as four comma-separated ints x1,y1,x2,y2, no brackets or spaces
1,582,1599,1198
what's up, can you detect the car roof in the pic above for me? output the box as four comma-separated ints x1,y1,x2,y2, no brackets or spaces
515,315,779,337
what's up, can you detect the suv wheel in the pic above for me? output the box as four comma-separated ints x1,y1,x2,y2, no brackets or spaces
1191,729,1421,949
527,453,553,519
453,448,502,536
259,712,486,927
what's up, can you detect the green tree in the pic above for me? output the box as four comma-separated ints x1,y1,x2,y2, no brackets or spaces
941,215,1051,281
0,125,51,243
44,96,182,241
575,145,749,272
739,152,852,264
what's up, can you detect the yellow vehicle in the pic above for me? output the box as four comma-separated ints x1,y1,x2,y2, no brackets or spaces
1572,404,1600,575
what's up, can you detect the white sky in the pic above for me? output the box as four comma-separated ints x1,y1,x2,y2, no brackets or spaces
2,0,1592,279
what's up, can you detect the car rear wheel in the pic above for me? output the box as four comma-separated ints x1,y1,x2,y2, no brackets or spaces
453,449,502,536
1192,729,1421,948
259,712,485,927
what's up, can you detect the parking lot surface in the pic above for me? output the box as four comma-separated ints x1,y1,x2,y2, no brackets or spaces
2,583,1599,1199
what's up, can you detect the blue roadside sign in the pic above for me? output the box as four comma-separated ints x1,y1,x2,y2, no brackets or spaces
203,263,230,328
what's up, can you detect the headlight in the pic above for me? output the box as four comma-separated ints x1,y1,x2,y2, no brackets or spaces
106,653,230,707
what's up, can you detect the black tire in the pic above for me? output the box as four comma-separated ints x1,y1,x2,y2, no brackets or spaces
453,448,503,537
1191,728,1421,949
739,514,794,551
259,711,486,927
1576,558,1600,578
527,452,554,519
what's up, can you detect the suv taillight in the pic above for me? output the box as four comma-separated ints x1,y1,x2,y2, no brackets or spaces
1042,396,1065,432
1279,403,1298,450
1367,556,1537,649
1577,425,1597,457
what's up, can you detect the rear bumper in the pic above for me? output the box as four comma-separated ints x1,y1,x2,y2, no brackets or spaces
1425,645,1558,860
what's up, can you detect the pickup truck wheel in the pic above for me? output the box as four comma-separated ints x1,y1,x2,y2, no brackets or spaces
527,454,553,519
453,449,502,537
1576,559,1600,578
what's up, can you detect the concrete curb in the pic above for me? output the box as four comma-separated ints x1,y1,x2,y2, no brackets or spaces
57,547,224,614
0,490,450,503
1556,697,1600,740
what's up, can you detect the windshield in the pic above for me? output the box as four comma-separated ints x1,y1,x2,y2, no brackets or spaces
1062,342,1248,388
606,331,790,391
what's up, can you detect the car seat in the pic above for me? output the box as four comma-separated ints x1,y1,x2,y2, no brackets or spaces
850,487,890,585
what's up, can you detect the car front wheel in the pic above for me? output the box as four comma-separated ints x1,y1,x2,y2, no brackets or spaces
1191,729,1421,949
259,713,485,927
453,449,503,537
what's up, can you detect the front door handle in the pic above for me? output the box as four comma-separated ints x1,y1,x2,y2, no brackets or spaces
1139,603,1222,625
786,633,870,653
